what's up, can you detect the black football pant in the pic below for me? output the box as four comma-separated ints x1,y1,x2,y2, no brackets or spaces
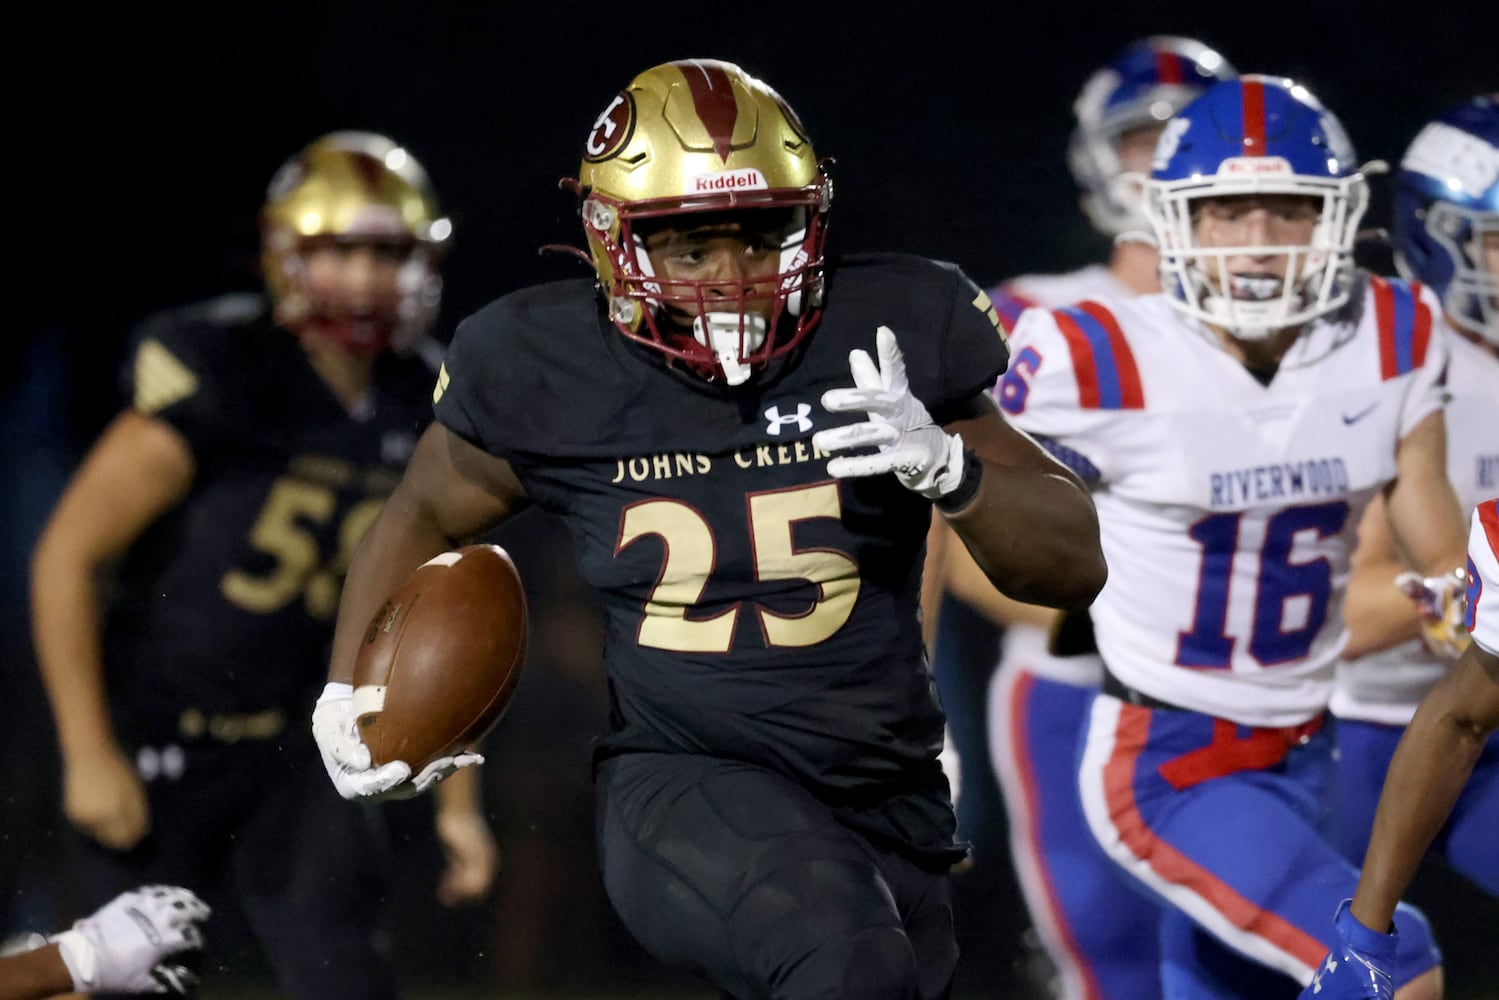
62,732,397,1000
596,752,957,1000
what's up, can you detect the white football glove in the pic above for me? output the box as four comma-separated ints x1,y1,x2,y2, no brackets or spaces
50,885,210,995
409,752,486,797
1395,567,1471,664
813,326,966,500
312,682,483,801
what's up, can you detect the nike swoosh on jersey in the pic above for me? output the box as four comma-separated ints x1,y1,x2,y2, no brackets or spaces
1341,402,1378,424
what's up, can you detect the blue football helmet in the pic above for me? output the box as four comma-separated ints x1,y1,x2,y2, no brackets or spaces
1395,95,1499,347
1068,35,1235,237
1143,75,1371,339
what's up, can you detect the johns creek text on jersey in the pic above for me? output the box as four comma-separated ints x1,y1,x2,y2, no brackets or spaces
610,440,833,484
1208,455,1350,509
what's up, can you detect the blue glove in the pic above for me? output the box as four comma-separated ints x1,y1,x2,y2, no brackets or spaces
1299,900,1395,1000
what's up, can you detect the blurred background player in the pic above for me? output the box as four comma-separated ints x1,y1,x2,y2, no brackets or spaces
0,886,208,1000
1331,94,1499,897
997,75,1464,998
312,58,1105,1000
935,34,1233,1000
29,131,497,999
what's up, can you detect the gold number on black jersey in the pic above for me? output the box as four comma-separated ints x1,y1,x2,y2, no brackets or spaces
616,482,859,652
221,478,382,618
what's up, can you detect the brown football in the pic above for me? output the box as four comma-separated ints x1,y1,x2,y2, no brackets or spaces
353,544,527,769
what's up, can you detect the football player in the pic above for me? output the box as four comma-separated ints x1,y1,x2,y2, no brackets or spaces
1307,95,1499,1000
29,132,497,999
0,886,208,1000
997,76,1464,998
312,59,1105,1000
1333,94,1499,873
937,35,1234,1000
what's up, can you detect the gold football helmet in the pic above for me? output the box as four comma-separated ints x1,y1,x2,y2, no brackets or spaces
568,59,832,384
261,131,450,352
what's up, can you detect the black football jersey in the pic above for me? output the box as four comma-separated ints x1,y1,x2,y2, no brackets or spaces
103,294,437,737
435,254,1008,864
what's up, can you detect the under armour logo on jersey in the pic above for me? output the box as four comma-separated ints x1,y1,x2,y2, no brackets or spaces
764,403,813,435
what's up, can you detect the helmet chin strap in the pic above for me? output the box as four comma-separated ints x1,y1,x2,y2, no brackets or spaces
1202,294,1280,341
693,312,767,387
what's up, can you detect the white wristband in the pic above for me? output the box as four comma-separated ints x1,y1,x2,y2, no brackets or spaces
317,680,354,705
50,928,98,991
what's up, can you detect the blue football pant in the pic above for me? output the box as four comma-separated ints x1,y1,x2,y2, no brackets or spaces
1078,696,1440,998
988,664,1162,1000
1335,716,1499,896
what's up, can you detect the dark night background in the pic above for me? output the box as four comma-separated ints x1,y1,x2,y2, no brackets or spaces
4,1,1497,996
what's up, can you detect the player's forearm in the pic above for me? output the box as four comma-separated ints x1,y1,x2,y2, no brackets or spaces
1352,675,1491,930
1385,420,1466,581
943,524,1058,630
919,516,949,655
328,491,455,685
1341,559,1422,660
943,463,1105,610
434,758,482,818
0,943,73,1000
29,543,119,760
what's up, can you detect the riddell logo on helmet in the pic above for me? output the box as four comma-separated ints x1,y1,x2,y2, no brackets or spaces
691,168,768,192
1219,157,1293,175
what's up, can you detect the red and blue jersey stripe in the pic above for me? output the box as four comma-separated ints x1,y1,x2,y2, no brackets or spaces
1052,301,1145,410
991,284,1040,332
1370,276,1433,380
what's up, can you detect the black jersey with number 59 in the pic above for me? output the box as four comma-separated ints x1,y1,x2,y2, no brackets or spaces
104,295,437,739
435,253,1008,865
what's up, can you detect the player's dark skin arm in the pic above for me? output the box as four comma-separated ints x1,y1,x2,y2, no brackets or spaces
939,393,1106,610
0,944,73,1000
328,424,529,685
1351,640,1499,932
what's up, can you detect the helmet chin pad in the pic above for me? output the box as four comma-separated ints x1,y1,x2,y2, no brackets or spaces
692,311,768,386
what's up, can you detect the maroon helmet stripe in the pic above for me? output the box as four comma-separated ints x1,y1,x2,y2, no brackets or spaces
350,150,387,191
679,60,739,163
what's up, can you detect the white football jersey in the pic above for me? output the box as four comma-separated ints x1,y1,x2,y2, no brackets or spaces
1000,275,1449,727
987,266,1131,686
1469,499,1499,656
1002,265,1134,316
1333,329,1499,723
